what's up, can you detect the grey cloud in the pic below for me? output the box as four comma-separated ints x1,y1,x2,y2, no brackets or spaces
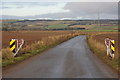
64,2,118,15
31,2,118,19
2,2,118,19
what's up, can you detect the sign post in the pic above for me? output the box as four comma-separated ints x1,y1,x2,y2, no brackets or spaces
10,39,17,54
105,38,115,59
10,39,24,56
105,38,111,56
110,40,115,59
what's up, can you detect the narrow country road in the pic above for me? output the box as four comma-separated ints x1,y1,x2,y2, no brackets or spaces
3,35,118,78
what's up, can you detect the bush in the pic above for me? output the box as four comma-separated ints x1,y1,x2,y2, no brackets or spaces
2,48,14,60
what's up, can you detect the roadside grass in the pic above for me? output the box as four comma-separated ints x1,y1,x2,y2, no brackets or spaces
2,45,51,67
3,30,119,71
2,33,78,67
87,33,119,72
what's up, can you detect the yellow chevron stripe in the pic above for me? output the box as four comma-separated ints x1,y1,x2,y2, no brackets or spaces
10,45,15,51
10,40,16,45
111,40,115,52
111,40,115,44
111,45,115,51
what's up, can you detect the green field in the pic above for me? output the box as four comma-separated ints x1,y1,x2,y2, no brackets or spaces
91,25,118,30
2,20,118,31
47,24,69,29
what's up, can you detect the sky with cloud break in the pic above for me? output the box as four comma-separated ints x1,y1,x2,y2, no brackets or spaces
0,1,118,20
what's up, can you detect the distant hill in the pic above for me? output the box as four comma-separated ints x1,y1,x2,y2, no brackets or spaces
2,19,118,31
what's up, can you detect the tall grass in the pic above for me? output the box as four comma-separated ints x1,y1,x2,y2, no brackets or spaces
2,33,79,67
88,33,119,72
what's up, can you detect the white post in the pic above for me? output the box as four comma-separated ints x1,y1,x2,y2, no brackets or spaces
14,39,24,56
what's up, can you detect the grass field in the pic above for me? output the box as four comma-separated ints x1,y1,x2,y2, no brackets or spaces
2,20,118,31
47,24,69,29
91,25,118,30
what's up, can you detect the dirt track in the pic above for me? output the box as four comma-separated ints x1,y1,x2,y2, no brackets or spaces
3,36,118,78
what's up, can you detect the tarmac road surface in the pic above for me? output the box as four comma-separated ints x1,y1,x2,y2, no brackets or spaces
3,35,118,78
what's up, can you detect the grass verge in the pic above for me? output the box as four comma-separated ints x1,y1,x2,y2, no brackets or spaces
2,34,77,68
87,34,119,73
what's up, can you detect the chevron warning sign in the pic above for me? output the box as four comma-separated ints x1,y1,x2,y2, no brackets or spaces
10,39,17,53
110,40,115,59
105,38,115,59
10,39,24,56
105,38,111,56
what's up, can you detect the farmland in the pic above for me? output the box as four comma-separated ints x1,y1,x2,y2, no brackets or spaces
2,20,118,31
1,19,119,73
2,2,119,77
2,31,72,48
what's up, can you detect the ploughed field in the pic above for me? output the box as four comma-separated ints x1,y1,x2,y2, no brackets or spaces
2,31,72,48
93,32,119,51
92,32,119,60
3,31,119,49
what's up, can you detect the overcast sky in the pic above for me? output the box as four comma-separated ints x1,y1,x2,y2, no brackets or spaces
0,2,118,20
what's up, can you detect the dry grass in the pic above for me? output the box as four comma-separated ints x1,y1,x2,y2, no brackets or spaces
2,31,72,48
2,48,14,60
88,32,119,72
2,31,82,67
3,30,117,68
